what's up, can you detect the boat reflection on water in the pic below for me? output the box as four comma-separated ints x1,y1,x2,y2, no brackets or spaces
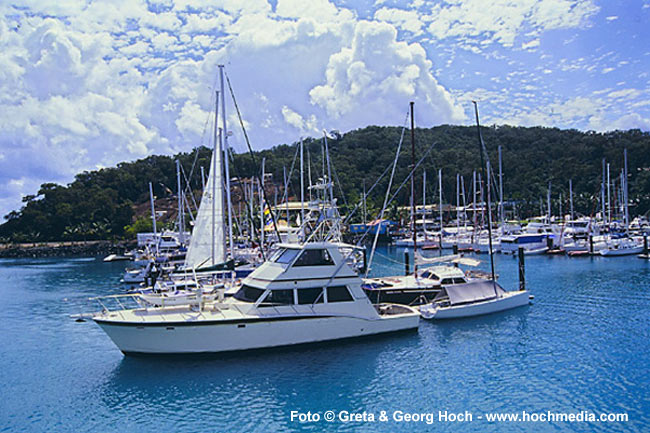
99,330,421,431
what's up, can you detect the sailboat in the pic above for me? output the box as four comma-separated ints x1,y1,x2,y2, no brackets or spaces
138,76,237,307
420,101,531,319
182,118,234,273
419,280,530,319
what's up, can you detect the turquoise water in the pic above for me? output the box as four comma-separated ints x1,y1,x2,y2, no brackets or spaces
1,249,648,432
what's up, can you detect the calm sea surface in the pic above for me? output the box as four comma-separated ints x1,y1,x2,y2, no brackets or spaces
1,248,648,432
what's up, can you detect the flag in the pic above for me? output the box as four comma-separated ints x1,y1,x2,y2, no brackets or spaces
263,205,272,226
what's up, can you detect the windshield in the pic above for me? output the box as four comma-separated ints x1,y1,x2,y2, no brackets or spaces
273,248,301,264
233,285,265,303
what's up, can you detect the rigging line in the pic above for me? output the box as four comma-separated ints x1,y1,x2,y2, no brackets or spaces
329,156,349,209
182,190,195,224
316,148,398,243
373,250,409,266
279,142,301,205
227,151,263,251
341,144,439,264
225,71,281,244
360,138,439,274
365,110,409,277
178,161,199,215
335,136,403,227
188,89,218,188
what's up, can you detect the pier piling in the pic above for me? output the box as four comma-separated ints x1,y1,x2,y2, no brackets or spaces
518,247,526,291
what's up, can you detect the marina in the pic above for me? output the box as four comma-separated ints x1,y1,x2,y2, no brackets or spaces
2,1,650,431
1,249,648,431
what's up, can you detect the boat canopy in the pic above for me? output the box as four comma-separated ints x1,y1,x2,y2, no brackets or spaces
434,280,506,306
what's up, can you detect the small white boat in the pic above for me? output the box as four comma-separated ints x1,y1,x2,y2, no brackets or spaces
419,280,530,320
393,235,438,248
524,246,549,255
103,254,131,262
599,238,644,256
139,288,218,307
121,261,154,284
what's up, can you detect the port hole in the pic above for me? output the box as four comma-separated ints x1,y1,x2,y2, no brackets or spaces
238,324,246,328
166,327,175,330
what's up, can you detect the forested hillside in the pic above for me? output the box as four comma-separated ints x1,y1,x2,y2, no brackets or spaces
1,125,649,242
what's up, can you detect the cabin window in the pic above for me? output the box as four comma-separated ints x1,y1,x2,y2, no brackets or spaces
293,249,334,267
273,248,301,264
441,278,454,285
233,285,265,303
297,287,324,304
421,270,440,280
327,286,353,302
259,289,294,306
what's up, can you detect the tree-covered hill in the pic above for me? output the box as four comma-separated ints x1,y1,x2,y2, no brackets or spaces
1,125,649,242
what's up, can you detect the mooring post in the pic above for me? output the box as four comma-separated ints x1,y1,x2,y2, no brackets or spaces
518,247,526,291
589,235,594,255
643,236,648,256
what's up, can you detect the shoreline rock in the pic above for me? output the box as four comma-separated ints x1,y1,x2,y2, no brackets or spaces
0,240,137,258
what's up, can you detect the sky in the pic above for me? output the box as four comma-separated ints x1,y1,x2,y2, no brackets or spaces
0,0,649,219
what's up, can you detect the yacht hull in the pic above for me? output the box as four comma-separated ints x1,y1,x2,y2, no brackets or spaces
420,290,530,320
95,314,419,355
599,246,644,256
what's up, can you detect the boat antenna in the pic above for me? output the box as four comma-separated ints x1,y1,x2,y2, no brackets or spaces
472,101,496,284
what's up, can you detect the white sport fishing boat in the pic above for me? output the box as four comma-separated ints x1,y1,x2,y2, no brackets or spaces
419,280,530,320
89,241,420,355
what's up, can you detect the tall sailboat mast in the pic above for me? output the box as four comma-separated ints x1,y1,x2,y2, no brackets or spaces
547,181,551,223
498,145,504,224
211,91,219,264
606,163,611,225
601,158,606,225
149,182,158,254
472,171,477,237
260,157,266,250
438,169,443,235
409,101,417,274
300,138,305,236
176,160,184,245
456,173,460,236
422,170,427,233
218,65,233,257
472,101,496,283
623,149,630,232
569,179,574,220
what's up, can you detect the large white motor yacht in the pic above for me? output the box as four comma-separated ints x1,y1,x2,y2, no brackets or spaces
90,241,420,355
